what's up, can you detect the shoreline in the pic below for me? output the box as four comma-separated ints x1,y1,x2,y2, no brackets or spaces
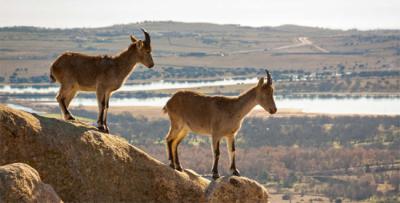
71,106,399,119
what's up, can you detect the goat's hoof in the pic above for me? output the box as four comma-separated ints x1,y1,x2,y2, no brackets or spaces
232,169,241,176
169,163,175,169
97,126,107,133
65,115,75,120
175,165,183,172
212,173,220,180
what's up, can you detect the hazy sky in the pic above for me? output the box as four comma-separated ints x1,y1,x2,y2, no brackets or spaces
0,0,399,30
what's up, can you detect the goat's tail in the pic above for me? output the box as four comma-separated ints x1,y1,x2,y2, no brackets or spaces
162,105,168,114
49,72,56,83
49,70,56,83
49,60,58,83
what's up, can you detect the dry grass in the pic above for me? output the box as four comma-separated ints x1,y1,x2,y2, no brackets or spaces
0,22,398,78
74,105,315,120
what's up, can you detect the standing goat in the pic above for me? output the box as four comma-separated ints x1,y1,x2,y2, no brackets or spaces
163,71,277,179
50,29,154,133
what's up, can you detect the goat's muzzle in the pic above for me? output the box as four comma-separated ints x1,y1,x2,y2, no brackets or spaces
147,63,154,68
269,107,277,114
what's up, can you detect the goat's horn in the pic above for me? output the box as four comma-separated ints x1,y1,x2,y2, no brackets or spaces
265,69,272,85
140,28,150,45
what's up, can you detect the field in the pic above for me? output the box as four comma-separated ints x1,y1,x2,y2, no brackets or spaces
0,21,399,79
72,105,305,120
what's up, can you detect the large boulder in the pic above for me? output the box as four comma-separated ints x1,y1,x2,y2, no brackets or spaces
0,104,268,202
206,176,269,203
0,163,63,203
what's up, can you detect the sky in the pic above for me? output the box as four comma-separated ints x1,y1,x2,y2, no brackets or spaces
0,0,399,30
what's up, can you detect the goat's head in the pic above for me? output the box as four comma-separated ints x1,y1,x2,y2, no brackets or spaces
130,28,154,68
256,70,277,114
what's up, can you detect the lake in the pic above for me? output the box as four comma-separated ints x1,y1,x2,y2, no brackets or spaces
0,77,259,94
7,96,400,116
2,77,399,115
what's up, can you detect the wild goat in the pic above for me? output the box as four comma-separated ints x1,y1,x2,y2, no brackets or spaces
163,71,277,179
50,29,154,133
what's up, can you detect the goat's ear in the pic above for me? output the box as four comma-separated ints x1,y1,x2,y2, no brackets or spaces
257,77,264,87
130,35,138,43
136,40,144,49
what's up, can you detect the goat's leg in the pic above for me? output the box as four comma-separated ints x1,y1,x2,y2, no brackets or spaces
63,89,77,120
167,139,174,168
226,136,240,176
102,92,111,133
56,86,75,120
211,136,221,180
165,125,181,169
172,129,188,172
96,90,107,132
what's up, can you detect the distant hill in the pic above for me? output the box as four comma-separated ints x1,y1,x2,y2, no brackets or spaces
0,21,399,78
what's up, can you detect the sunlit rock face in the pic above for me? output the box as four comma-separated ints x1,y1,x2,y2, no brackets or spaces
0,104,269,202
0,163,63,203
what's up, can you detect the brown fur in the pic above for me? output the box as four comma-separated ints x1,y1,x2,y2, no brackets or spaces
50,29,154,133
164,71,277,179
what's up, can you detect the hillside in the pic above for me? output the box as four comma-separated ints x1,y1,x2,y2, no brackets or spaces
0,21,398,79
0,104,269,202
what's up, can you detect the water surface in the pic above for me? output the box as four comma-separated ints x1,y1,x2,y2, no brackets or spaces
13,96,400,115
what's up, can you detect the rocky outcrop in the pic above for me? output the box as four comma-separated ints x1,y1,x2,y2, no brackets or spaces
0,104,268,202
206,176,269,203
0,163,63,203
